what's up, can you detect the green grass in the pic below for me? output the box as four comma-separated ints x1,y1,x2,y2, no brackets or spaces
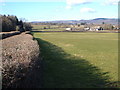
32,28,65,31
33,32,118,88
32,25,58,29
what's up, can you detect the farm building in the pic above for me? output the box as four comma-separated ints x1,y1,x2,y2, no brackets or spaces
65,28,72,31
84,27,90,31
89,26,103,31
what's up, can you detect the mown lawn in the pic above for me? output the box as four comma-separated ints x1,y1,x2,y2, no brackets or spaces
33,32,118,88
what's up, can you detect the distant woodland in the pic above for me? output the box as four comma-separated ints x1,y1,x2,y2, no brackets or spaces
0,15,32,32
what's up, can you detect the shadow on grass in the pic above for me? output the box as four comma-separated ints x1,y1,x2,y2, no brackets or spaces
36,38,113,88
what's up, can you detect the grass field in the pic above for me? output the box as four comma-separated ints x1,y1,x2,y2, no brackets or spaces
33,32,118,88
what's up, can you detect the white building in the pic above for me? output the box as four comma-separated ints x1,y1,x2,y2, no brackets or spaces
65,28,72,31
84,27,90,31
89,26,103,31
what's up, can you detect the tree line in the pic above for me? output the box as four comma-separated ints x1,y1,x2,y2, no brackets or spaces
0,15,33,32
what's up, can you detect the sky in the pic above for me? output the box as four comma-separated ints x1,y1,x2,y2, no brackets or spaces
0,0,119,22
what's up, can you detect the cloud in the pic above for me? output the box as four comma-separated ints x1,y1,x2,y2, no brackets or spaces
80,7,96,13
66,0,94,9
0,0,5,2
66,5,72,9
0,0,5,7
104,0,119,5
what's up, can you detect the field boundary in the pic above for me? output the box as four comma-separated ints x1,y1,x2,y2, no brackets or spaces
0,31,30,39
31,30,119,33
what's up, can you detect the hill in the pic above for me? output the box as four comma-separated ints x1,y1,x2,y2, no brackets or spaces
31,18,118,25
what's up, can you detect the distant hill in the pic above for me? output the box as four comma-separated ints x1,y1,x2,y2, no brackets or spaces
85,18,118,25
92,18,109,20
31,18,118,25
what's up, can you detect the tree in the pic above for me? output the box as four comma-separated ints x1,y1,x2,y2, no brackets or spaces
43,27,46,29
23,22,33,31
7,15,19,31
102,22,105,24
18,20,24,32
1,15,20,32
111,25,114,30
77,24,80,27
81,22,86,25
1,14,32,32
2,15,13,32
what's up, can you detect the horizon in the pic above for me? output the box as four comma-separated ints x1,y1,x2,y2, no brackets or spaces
1,0,118,22
30,17,117,22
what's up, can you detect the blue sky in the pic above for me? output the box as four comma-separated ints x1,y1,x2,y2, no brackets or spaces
0,0,119,22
